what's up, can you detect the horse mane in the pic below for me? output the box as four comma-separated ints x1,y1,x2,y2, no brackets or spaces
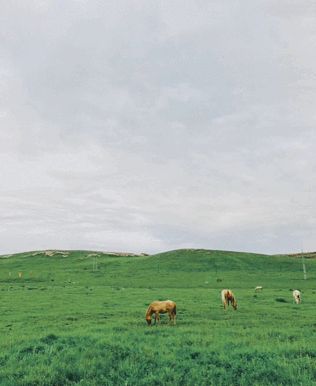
145,304,152,318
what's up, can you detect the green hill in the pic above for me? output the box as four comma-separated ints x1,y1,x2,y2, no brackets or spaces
0,249,315,385
1,248,313,289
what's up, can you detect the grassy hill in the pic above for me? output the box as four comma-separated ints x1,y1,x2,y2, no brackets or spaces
0,249,315,385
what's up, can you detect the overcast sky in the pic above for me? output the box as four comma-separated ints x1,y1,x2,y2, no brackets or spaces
1,1,316,255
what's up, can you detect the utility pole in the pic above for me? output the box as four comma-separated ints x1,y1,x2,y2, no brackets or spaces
93,256,98,272
301,250,307,280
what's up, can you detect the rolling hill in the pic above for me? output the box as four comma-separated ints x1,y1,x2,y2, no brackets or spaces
0,248,315,385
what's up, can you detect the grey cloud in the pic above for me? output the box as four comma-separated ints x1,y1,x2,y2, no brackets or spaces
0,1,316,254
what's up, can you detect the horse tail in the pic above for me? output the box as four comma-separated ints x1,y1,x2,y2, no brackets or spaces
173,304,177,315
221,289,226,304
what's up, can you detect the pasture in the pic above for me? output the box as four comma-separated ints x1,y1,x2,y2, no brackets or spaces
0,249,315,385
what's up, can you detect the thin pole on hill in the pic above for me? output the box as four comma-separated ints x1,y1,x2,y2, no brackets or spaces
301,250,307,280
93,256,98,272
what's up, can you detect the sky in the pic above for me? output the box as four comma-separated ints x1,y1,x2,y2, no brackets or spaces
1,1,316,255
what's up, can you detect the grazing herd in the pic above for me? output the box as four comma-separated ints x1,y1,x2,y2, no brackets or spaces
145,288,302,325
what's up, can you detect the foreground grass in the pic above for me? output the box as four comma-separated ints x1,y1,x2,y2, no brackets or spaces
0,249,315,385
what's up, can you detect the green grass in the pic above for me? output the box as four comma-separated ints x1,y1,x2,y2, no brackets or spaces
0,249,315,385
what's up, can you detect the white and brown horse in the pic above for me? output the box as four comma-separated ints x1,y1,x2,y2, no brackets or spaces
145,300,177,325
221,289,237,310
292,289,301,304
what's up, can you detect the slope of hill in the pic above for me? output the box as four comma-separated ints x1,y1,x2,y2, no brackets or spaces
0,248,315,385
0,248,314,289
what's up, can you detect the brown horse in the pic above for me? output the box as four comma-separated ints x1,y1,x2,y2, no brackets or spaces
221,289,237,310
145,300,177,325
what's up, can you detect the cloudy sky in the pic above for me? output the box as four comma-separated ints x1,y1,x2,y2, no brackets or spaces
1,1,316,255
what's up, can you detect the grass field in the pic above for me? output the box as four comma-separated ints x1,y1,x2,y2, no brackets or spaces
0,249,315,385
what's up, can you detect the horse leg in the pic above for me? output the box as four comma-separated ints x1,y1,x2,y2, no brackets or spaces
155,312,160,325
168,311,175,325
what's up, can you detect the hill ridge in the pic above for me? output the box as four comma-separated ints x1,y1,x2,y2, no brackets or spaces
0,249,149,258
1,248,316,259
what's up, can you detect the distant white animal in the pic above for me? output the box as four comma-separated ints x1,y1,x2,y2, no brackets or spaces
255,286,263,292
292,290,301,304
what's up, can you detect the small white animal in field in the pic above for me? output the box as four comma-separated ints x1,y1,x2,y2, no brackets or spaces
292,289,301,304
255,286,263,292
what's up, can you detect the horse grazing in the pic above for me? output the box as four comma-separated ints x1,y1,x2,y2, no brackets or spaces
221,289,237,310
145,300,177,326
292,289,301,304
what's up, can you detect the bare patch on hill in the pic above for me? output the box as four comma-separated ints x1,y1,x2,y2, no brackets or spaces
286,252,316,259
32,252,43,256
0,254,12,259
44,250,70,257
1,249,149,258
95,251,149,257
